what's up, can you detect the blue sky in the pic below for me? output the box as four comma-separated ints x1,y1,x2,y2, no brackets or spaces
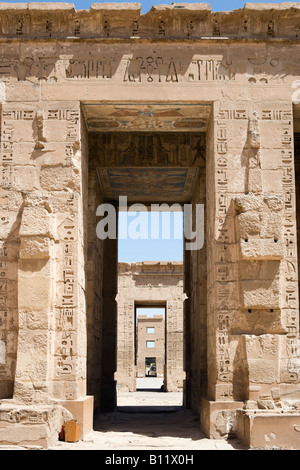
2,0,287,14
136,306,165,319
118,211,184,262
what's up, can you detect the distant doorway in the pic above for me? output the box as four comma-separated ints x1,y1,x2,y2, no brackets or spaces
136,306,165,391
145,357,156,377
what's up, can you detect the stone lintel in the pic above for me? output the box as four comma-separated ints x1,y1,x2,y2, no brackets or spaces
118,261,184,276
137,314,164,321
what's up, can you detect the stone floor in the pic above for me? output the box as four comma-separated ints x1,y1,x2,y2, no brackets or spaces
48,379,246,451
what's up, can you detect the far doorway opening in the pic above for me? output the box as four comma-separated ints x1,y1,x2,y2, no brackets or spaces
145,358,157,377
135,305,166,392
116,208,186,406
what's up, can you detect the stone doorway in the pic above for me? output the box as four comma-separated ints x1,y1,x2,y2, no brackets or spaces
136,306,166,387
83,102,208,416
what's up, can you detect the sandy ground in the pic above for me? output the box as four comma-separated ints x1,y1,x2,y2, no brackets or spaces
47,378,246,451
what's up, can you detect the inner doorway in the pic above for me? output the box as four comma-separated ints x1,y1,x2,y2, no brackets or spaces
136,305,166,391
145,357,157,377
116,210,185,404
85,102,208,417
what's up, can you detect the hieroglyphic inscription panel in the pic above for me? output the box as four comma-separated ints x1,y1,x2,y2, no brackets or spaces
214,107,248,395
275,108,300,383
55,215,78,397
215,113,231,387
0,44,297,89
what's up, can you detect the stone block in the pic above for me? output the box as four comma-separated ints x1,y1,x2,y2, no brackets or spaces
235,194,284,260
5,82,41,103
236,212,261,238
19,236,54,260
18,270,54,311
239,239,284,260
40,164,80,192
236,410,300,449
234,194,264,213
200,397,244,439
243,335,280,385
0,403,67,448
231,308,284,335
0,212,19,240
19,205,54,239
240,278,281,309
248,168,262,194
11,166,37,191
61,396,94,440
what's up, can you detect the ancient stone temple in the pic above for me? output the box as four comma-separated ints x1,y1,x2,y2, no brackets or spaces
0,1,300,449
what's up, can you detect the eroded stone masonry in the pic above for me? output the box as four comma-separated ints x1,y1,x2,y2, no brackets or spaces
0,1,300,449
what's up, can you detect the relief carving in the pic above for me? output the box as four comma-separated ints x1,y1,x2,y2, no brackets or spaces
0,49,295,88
55,216,77,384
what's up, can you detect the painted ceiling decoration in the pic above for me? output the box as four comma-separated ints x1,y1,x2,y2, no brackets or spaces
82,102,211,132
85,103,208,203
